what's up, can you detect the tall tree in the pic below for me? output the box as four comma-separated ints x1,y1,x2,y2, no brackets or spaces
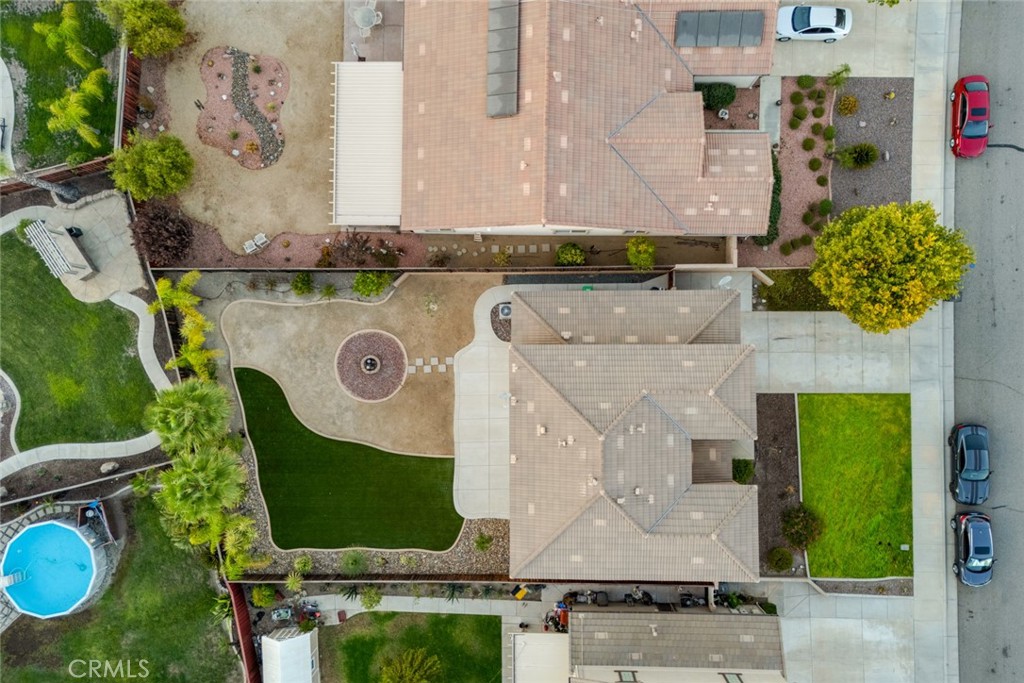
380,649,442,683
45,68,109,149
809,202,974,333
143,379,232,456
110,132,194,200
155,446,247,523
33,2,97,69
97,0,187,58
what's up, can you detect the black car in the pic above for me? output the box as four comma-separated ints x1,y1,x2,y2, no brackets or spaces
948,423,990,504
951,512,995,587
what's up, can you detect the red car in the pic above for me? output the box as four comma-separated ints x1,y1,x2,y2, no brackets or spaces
950,75,990,158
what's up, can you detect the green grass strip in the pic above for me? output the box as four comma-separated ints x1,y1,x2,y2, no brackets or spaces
0,234,152,450
235,367,464,550
798,393,913,578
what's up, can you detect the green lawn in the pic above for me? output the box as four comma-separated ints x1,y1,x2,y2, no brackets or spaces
760,269,837,311
235,368,464,550
0,234,153,450
798,393,913,578
0,0,119,168
0,498,238,683
321,612,501,683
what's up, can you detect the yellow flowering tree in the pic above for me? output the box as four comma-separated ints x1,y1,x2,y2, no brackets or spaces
809,202,973,333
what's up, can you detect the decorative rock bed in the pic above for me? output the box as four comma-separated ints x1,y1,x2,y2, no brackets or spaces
335,330,407,402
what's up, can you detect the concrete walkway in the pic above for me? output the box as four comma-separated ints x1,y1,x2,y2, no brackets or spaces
0,57,15,174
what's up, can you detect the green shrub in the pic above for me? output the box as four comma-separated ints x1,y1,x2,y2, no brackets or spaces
793,105,809,120
251,585,276,608
695,82,737,110
285,571,303,593
555,242,587,267
835,142,880,170
780,242,793,256
796,74,816,89
768,546,794,572
800,234,813,246
359,586,382,610
228,130,239,140
732,459,755,484
816,175,829,187
753,152,782,247
761,601,779,615
802,211,815,226
352,271,394,297
818,199,833,216
812,106,825,118
815,89,827,103
808,202,819,213
811,122,823,135
319,283,337,300
783,503,824,549
492,251,511,268
825,63,852,90
298,618,316,633
788,118,801,130
290,272,314,296
294,555,314,575
837,95,859,116
340,550,368,576
474,533,494,552
626,236,656,272
811,220,825,232
789,238,802,251
823,125,836,140
802,137,816,151
808,157,822,171
790,91,805,105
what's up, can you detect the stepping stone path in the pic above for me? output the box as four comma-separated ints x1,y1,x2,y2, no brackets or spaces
407,356,455,375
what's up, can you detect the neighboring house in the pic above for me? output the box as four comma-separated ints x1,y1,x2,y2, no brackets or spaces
568,611,786,683
508,289,759,583
261,627,321,683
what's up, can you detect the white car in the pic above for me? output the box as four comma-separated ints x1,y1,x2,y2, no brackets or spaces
776,5,852,43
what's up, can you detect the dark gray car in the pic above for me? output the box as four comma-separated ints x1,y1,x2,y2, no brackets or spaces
951,512,995,587
949,423,990,504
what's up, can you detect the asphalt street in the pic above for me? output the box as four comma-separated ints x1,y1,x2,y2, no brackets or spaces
954,1,1024,680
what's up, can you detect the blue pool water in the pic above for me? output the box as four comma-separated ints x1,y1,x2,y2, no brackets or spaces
2,521,95,618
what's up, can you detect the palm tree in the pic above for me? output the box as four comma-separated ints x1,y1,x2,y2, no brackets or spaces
179,309,213,348
285,571,303,593
33,3,97,70
148,270,202,315
165,344,222,382
143,379,232,456
0,160,80,203
380,649,442,683
155,446,247,524
45,68,109,148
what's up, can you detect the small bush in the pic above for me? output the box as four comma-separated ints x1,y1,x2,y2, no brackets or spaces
835,142,880,170
780,242,793,256
294,555,314,574
753,152,782,247
427,251,452,268
285,571,303,593
228,130,239,140
762,601,779,615
768,547,794,572
783,503,824,549
626,236,656,272
802,137,816,151
825,63,852,90
796,74,817,89
811,122,823,135
474,533,494,552
244,140,259,154
808,201,819,213
290,272,314,296
800,234,813,246
360,586,382,610
555,242,587,267
790,91,805,105
319,283,337,300
298,618,316,633
732,459,755,485
802,211,815,226
823,125,836,141
788,117,801,130
816,88,828,101
793,105,809,120
818,199,833,216
789,238,802,251
812,106,825,118
399,554,420,569
251,585,276,608
808,157,822,172
340,550,368,576
837,95,859,116
695,82,737,110
252,62,262,74
816,175,829,187
352,271,394,297
492,251,511,267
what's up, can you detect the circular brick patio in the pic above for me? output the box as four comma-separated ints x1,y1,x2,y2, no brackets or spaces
335,330,407,402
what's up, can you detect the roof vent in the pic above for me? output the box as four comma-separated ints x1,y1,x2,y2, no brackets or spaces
499,303,513,320
537,425,547,435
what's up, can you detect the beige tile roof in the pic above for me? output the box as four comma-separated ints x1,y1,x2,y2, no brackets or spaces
570,611,784,672
402,0,774,235
508,290,759,582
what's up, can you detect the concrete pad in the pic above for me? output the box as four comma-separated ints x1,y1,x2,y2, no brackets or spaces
814,353,864,391
835,598,864,620
814,314,863,353
741,312,769,350
767,313,816,352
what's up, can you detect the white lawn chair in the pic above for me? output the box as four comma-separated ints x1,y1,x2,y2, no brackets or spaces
254,233,270,249
244,240,258,255
373,10,382,26
358,26,372,38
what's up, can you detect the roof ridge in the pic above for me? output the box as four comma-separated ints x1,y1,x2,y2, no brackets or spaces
634,2,695,78
707,345,757,440
511,493,603,576
510,346,604,438
683,289,740,343
511,292,569,345
711,486,760,581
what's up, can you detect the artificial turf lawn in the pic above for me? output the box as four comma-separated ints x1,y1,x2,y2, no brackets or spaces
0,234,153,450
235,368,464,550
321,612,502,683
0,0,119,168
0,498,238,683
798,393,913,578
759,268,837,312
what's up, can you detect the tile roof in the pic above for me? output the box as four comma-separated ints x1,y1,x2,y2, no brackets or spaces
569,611,784,672
401,0,774,235
508,290,759,582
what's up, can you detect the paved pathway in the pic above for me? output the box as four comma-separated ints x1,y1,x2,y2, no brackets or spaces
0,57,15,174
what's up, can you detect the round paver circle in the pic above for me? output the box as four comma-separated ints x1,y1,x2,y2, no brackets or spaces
335,330,407,402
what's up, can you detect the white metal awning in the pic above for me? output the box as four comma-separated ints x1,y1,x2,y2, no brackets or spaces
330,61,403,226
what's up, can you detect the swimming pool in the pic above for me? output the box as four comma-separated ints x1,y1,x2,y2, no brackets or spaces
1,520,99,618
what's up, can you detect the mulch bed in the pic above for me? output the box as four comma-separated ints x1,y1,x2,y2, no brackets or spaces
703,84,762,131
753,393,806,577
335,331,407,402
490,304,511,342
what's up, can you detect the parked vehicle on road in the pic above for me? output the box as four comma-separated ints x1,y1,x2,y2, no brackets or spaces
951,512,995,587
948,423,991,504
776,6,852,42
950,75,990,158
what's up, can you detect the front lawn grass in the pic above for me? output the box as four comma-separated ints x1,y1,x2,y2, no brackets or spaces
320,612,501,683
0,234,153,450
759,269,836,311
798,393,913,578
0,498,238,683
235,368,464,550
0,0,119,168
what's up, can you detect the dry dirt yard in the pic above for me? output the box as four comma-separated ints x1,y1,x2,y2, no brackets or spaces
164,0,343,252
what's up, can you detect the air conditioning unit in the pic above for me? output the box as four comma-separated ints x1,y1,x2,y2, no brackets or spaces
498,303,513,319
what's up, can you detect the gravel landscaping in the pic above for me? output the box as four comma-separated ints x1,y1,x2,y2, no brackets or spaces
335,331,407,402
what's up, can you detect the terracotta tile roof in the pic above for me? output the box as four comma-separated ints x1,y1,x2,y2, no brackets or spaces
402,0,775,235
